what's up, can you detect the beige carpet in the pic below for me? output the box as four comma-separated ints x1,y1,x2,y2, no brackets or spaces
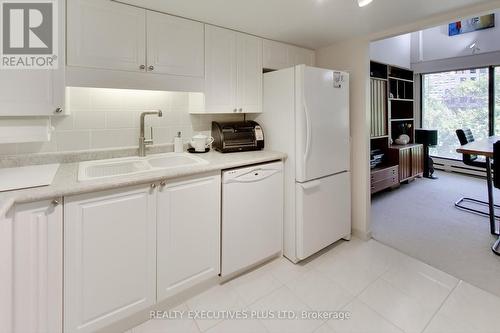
371,170,500,297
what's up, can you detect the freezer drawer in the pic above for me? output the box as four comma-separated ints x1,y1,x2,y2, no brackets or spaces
296,172,351,260
221,161,284,276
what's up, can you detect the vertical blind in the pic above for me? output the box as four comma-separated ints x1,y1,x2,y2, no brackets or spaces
370,78,387,138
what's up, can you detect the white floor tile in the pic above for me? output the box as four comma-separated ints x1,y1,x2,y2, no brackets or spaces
381,256,458,312
423,312,476,333
265,257,311,285
358,279,436,333
186,284,245,332
312,240,403,295
328,299,403,333
426,280,500,333
228,266,283,306
286,270,354,311
249,286,324,333
204,319,268,333
132,304,199,333
314,323,337,333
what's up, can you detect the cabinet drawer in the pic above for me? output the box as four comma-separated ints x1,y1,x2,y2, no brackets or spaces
371,176,399,194
371,166,398,183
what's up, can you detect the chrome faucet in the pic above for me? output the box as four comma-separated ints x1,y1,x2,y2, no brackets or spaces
139,110,163,157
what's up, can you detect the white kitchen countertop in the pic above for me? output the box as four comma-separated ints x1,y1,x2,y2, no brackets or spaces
0,150,286,219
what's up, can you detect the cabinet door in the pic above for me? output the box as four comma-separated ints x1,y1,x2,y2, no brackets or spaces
146,11,204,77
0,200,63,333
204,25,238,113
64,185,156,333
236,33,263,113
0,0,65,116
263,39,291,70
67,0,146,72
412,145,424,176
398,148,412,181
157,173,221,301
289,46,315,66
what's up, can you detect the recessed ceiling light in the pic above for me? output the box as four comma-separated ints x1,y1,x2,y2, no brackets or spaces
358,0,373,7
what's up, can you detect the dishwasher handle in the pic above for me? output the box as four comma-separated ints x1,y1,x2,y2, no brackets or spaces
223,168,281,184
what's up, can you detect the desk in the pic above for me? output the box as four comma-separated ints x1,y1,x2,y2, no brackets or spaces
457,136,500,256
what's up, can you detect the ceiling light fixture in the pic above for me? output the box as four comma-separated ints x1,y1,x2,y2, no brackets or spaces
357,0,373,7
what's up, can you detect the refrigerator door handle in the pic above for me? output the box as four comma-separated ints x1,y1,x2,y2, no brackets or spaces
299,179,321,190
303,102,312,162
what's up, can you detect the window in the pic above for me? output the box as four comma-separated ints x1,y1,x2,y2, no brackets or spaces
422,68,489,159
496,67,500,136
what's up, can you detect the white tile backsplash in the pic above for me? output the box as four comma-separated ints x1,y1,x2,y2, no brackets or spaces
0,87,244,155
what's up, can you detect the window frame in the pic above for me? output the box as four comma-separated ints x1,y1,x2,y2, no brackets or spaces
420,65,498,160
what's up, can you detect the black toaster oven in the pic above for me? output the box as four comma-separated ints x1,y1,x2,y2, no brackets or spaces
211,121,265,153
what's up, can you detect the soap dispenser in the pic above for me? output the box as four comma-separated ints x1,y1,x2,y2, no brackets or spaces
174,131,183,153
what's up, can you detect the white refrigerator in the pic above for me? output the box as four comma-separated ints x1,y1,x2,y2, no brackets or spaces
257,65,351,263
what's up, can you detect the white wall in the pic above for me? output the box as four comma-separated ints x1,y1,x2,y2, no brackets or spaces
370,34,412,69
316,38,372,240
0,88,240,155
412,11,500,63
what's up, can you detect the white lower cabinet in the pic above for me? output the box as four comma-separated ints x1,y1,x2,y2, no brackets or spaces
63,174,221,332
156,173,221,301
64,185,157,333
0,199,63,333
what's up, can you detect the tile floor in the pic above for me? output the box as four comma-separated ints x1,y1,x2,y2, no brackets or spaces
127,239,500,333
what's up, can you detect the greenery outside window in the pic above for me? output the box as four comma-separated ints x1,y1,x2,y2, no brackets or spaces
422,68,490,160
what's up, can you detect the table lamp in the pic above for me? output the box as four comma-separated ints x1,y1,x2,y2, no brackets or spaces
415,129,438,179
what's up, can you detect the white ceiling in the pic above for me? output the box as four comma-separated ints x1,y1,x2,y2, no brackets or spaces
118,0,494,49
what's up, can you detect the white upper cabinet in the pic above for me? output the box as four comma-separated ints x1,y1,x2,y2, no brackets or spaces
288,45,315,67
263,39,315,70
64,185,157,333
237,33,263,114
204,25,238,113
202,25,263,114
157,173,221,301
0,0,65,116
66,0,206,91
67,0,146,72
0,199,63,333
263,40,290,70
146,11,204,77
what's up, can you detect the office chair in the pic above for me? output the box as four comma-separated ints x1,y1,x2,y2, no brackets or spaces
492,141,500,256
455,129,500,218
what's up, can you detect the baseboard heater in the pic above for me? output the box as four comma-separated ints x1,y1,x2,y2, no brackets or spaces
432,157,487,178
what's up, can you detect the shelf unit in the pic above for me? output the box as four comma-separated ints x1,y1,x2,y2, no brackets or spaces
370,61,423,193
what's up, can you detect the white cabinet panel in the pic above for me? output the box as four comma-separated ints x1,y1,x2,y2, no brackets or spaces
263,40,290,70
157,173,220,301
204,25,238,113
67,0,146,72
289,46,315,67
147,11,204,77
263,39,315,70
203,26,263,114
237,33,263,113
0,0,65,116
0,200,63,333
64,185,156,333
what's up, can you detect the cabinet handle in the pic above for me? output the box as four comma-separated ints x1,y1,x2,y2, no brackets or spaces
54,107,63,114
150,183,157,189
139,64,146,70
233,108,237,113
51,199,60,206
148,65,154,71
239,108,243,112
160,181,166,187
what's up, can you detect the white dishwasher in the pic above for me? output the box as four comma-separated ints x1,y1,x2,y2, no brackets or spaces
221,161,284,277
